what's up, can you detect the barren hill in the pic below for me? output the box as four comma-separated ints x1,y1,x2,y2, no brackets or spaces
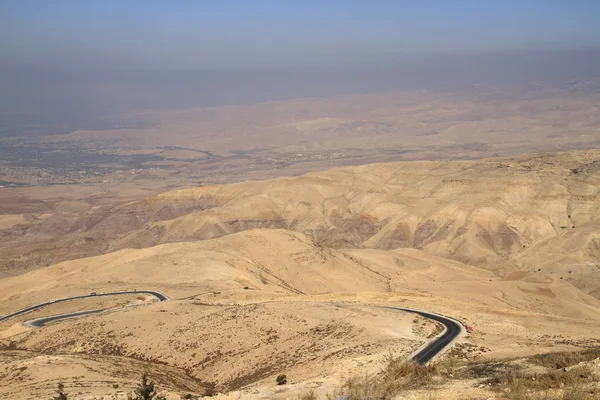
4,229,599,316
2,149,600,398
3,149,599,297
2,229,600,397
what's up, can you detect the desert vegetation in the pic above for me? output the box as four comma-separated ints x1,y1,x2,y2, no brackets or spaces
296,348,600,400
1,112,600,400
47,349,600,399
51,375,169,400
2,2,600,399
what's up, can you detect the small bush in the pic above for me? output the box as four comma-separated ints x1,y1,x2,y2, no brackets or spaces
343,356,439,399
485,365,596,400
499,385,600,400
53,383,68,400
297,389,317,400
128,374,166,400
437,356,462,377
528,347,600,369
276,374,287,385
560,386,600,400
461,359,522,380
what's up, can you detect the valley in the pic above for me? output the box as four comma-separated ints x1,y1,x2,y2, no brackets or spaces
1,85,600,399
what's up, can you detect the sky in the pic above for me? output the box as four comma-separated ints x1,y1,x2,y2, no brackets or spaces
1,1,600,130
2,0,600,69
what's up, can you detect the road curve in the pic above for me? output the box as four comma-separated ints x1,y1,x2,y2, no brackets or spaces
25,309,107,328
380,306,463,364
0,290,167,323
3,293,459,363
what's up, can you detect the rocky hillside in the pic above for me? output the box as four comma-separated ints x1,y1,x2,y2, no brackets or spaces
2,149,599,296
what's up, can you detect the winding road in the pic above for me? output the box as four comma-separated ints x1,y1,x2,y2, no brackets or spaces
380,306,463,364
0,290,167,324
25,309,108,328
1,291,461,363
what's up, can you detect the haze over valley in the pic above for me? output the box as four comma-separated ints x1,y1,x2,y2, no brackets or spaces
2,1,600,399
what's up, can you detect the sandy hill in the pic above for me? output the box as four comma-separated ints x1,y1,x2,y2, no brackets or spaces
2,229,600,397
4,149,598,296
1,231,443,394
2,150,600,398
0,351,206,400
2,229,599,319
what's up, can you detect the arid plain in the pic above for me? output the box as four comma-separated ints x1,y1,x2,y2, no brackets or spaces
1,83,600,399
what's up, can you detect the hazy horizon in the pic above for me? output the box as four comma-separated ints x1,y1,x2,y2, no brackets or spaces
2,1,600,136
3,1,600,68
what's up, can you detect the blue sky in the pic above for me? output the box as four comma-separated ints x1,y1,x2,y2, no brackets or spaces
1,0,600,68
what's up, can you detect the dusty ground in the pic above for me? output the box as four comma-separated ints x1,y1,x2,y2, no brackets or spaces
0,293,157,338
2,81,600,188
2,80,600,197
1,301,432,398
1,228,600,398
0,351,207,399
1,85,600,398
3,149,599,297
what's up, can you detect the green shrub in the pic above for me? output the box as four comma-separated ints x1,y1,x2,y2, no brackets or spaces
52,383,68,400
276,374,287,385
128,374,166,400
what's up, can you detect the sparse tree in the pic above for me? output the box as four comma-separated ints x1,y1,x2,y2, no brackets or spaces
276,374,287,385
128,374,166,400
53,383,68,400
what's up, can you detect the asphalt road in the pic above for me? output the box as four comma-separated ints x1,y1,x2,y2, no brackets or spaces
0,290,167,323
381,306,463,364
24,309,107,328
2,292,460,363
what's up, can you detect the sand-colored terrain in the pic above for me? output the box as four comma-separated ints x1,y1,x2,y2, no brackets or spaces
2,227,600,398
37,85,600,160
0,293,156,336
3,149,599,294
0,351,207,399
1,146,600,398
2,82,600,190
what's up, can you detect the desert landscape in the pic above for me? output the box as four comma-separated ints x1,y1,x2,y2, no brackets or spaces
1,78,600,399
5,1,600,398
2,81,600,189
